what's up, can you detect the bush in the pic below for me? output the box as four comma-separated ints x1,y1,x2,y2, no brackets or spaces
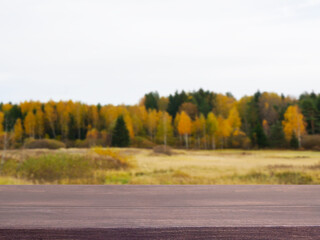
17,150,132,183
153,145,172,155
19,154,91,182
301,135,320,150
24,138,66,149
131,137,155,149
1,159,18,176
91,147,133,169
275,171,313,184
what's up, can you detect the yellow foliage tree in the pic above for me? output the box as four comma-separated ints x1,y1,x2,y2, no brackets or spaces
124,114,135,139
192,116,202,148
57,101,71,139
24,111,36,138
14,119,23,143
147,109,159,141
227,106,241,135
282,105,306,148
178,111,192,149
45,101,57,138
216,116,231,148
213,94,235,118
2,104,12,113
0,112,4,133
206,112,218,149
35,108,45,138
86,128,99,146
89,105,99,129
156,111,173,147
199,114,207,149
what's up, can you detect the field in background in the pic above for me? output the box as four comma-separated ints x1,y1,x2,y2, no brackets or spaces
0,148,320,185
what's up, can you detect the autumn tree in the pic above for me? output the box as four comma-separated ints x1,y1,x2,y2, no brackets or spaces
86,128,99,147
216,116,231,148
13,119,23,143
158,97,169,112
0,112,4,133
178,111,192,149
56,101,70,139
192,116,202,148
147,109,159,141
157,98,170,148
179,102,198,120
123,113,134,139
258,92,282,125
44,101,57,138
282,105,306,148
174,112,182,145
228,106,241,135
213,93,235,118
71,102,87,139
88,105,99,129
206,112,218,149
24,111,36,138
35,108,45,138
199,114,207,149
156,112,173,147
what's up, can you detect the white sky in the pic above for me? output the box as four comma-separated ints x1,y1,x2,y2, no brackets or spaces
1,0,320,105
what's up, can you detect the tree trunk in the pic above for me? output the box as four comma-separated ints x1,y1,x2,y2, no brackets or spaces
1,119,8,172
212,135,216,149
163,114,167,149
184,134,188,149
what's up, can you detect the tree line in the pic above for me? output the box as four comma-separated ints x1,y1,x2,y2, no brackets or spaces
0,89,319,150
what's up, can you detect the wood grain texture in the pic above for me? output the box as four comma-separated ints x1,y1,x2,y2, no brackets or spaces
0,185,319,239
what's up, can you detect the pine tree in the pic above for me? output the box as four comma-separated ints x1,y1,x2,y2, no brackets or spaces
254,123,268,148
111,115,130,147
290,131,299,149
269,121,286,148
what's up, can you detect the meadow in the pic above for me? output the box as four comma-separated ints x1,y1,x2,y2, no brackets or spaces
0,148,319,185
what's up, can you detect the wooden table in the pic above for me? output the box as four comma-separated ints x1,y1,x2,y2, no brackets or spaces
0,185,319,239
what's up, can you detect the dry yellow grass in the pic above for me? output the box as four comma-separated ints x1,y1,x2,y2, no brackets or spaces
1,148,320,184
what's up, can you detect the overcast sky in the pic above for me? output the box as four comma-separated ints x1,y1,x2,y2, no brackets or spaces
1,0,320,105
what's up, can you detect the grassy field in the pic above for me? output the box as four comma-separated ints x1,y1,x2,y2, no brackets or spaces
0,148,320,184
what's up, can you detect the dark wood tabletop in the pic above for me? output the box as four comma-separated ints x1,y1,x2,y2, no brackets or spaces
0,185,319,239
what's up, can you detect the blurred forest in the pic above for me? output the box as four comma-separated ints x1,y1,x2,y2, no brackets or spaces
1,89,319,150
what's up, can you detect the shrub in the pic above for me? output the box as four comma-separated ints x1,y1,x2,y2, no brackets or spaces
275,171,313,184
24,138,66,149
238,171,269,182
153,145,172,155
131,136,155,149
1,159,18,176
19,154,91,183
91,147,133,169
74,139,90,148
301,135,320,150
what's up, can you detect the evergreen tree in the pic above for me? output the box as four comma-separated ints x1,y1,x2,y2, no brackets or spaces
269,122,286,148
253,123,268,148
144,92,159,110
290,131,299,149
111,115,130,147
